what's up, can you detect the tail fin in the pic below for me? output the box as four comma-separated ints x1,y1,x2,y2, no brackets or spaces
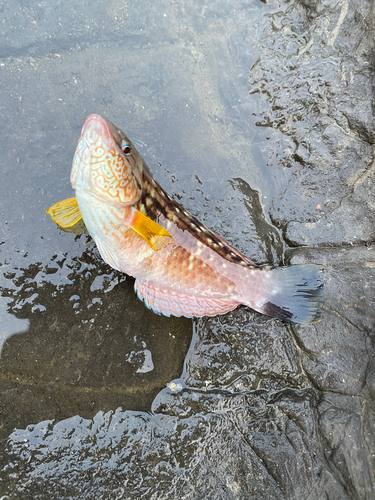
256,264,324,324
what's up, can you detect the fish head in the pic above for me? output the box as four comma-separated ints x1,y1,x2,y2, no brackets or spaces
70,114,142,205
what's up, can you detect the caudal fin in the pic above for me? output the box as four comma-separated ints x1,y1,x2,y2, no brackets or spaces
256,264,324,324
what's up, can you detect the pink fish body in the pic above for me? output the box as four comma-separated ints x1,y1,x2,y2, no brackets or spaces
68,114,323,323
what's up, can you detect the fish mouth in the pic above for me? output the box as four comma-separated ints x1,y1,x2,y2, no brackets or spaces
81,114,114,146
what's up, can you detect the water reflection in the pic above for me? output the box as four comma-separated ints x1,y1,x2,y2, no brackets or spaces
0,243,192,439
0,173,282,442
0,299,30,351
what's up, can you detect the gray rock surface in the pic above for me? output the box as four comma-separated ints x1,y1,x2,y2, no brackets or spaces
248,0,375,247
0,0,374,499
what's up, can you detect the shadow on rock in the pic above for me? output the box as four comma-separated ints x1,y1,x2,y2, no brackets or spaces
2,243,375,499
0,245,192,441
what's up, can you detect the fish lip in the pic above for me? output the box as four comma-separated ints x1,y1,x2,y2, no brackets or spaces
81,114,114,146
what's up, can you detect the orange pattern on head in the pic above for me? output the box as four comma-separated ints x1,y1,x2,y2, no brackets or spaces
71,128,141,205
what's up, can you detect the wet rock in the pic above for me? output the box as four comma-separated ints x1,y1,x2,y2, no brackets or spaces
2,243,375,499
288,245,375,497
319,393,375,500
3,390,351,500
182,310,305,393
1,0,374,498
248,0,375,247
0,248,191,437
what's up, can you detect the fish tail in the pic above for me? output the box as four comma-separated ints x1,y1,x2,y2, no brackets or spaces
253,264,324,324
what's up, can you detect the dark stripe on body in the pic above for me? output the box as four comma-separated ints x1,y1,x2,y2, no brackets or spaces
136,163,258,269
107,119,261,270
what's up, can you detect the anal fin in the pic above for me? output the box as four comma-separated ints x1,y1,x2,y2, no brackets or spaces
135,279,239,317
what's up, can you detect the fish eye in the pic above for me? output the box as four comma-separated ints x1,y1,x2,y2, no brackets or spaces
121,142,132,155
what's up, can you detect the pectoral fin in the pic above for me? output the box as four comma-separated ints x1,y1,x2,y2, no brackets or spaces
47,199,172,251
128,210,173,251
46,197,82,227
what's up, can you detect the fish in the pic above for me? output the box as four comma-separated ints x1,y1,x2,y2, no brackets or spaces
47,114,324,323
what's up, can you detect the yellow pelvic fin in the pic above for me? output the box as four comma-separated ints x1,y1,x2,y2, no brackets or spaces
46,197,82,228
129,210,173,251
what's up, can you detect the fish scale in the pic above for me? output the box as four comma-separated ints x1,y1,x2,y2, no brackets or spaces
138,174,256,269
48,114,324,323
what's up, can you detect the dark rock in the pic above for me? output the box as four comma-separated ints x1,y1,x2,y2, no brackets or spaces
249,0,375,247
1,0,374,498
